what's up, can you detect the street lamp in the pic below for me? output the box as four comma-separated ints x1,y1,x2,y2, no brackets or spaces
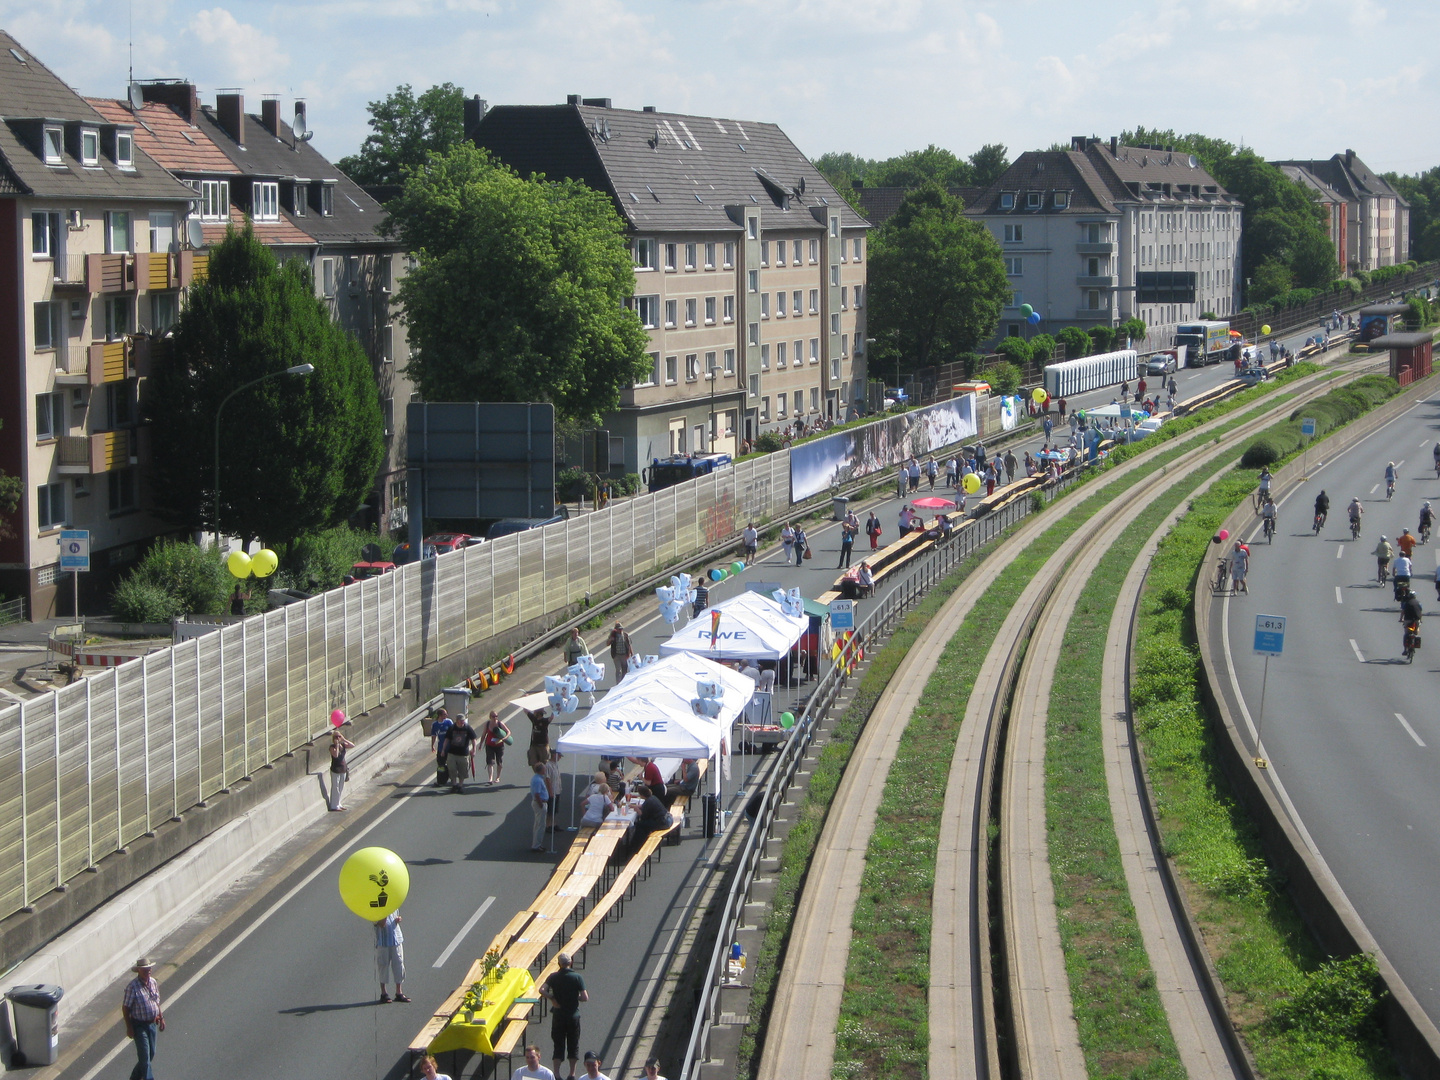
213,364,314,546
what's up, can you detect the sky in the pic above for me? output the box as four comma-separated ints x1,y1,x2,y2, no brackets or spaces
4,0,1437,176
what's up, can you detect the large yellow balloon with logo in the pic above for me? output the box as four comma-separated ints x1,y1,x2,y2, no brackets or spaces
962,473,982,494
226,551,252,578
1261,324,1272,336
338,847,410,921
1031,387,1048,404
250,548,279,578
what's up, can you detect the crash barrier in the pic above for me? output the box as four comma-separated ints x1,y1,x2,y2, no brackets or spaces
0,403,1032,924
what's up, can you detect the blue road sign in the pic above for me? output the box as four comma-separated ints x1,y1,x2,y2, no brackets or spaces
58,529,90,572
829,599,855,631
1253,613,1286,655
1301,417,1317,437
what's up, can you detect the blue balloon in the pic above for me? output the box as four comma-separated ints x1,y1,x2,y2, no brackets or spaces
1027,311,1041,325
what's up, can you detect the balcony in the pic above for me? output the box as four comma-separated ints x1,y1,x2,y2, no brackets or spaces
1073,307,1114,322
53,430,135,475
87,340,129,384
139,251,196,291
54,435,92,474
50,253,90,291
86,253,136,294
51,340,89,386
1076,275,1117,288
1076,242,1115,255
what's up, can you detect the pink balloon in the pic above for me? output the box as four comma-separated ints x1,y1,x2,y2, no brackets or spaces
1217,530,1230,541
330,709,346,727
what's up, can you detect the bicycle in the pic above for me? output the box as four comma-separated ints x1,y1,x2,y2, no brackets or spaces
1313,511,1326,535
1351,516,1362,540
1212,557,1230,594
1403,621,1421,663
1423,522,1433,545
1262,516,1275,544
1386,478,1395,500
1378,558,1389,585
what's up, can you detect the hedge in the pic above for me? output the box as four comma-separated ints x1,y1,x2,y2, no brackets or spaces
1238,374,1399,468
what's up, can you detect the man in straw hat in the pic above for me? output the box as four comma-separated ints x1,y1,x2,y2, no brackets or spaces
122,956,164,1079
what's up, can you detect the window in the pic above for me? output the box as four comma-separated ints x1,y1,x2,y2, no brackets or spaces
1011,291,1023,308
761,343,771,370
31,211,59,257
760,293,770,319
1005,257,1023,276
831,356,841,380
760,241,770,267
775,291,785,319
685,353,699,381
291,181,306,216
665,355,678,383
830,265,840,287
705,297,716,324
42,125,63,164
685,243,697,270
81,128,99,165
1054,191,1069,208
829,216,838,238
201,179,229,221
665,299,677,328
106,211,130,253
747,269,758,293
724,348,735,374
761,396,770,421
106,380,136,428
35,392,64,440
795,389,805,415
808,289,819,314
150,292,177,333
830,313,841,335
320,184,334,216
775,341,785,368
723,242,735,268
635,351,659,387
684,298,697,326
322,257,336,297
149,211,176,254
704,243,715,269
1084,223,1105,244
636,295,661,329
635,238,656,269
723,295,734,323
1026,191,1041,208
748,322,759,346
792,291,802,316
37,482,65,529
1007,323,1021,337
809,338,819,363
809,239,819,264
841,287,848,310
747,217,758,240
33,301,58,350
853,238,863,262
749,374,760,398
777,394,788,419
705,351,717,377
854,285,862,309
999,192,1015,209
104,296,131,339
1003,224,1024,243
252,182,279,221
108,468,137,513
794,339,803,366
664,244,677,271
841,334,849,358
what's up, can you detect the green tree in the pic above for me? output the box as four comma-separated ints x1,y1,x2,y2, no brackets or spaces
0,419,20,542
337,83,466,187
866,183,1010,373
146,225,385,546
994,336,1031,366
1088,325,1116,353
869,145,973,189
968,143,1010,187
1385,166,1439,262
1119,317,1147,345
383,144,650,425
1028,332,1057,363
1249,259,1293,304
1057,326,1091,359
814,151,878,188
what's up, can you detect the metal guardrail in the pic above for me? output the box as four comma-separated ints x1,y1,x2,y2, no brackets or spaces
678,473,1078,1078
0,596,24,627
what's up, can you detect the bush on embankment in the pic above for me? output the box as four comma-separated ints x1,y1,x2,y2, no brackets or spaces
1238,374,1398,468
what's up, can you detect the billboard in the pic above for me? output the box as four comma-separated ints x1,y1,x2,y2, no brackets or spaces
789,394,977,503
407,402,556,519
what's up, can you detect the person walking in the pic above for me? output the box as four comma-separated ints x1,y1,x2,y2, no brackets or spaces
375,911,409,1002
581,1051,612,1080
907,457,921,492
481,711,508,785
1043,415,1053,441
945,457,958,488
924,456,938,489
793,523,809,562
428,708,453,787
541,952,589,1080
742,522,759,559
895,464,907,498
445,713,478,793
780,522,795,564
513,1045,557,1080
530,762,550,851
563,628,589,666
838,514,857,568
122,957,164,1080
1229,544,1250,594
1136,376,1147,402
1003,449,1017,485
865,511,882,550
607,622,634,682
543,749,563,831
984,461,997,496
328,726,355,811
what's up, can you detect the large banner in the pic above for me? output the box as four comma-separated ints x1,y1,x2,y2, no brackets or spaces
789,394,978,503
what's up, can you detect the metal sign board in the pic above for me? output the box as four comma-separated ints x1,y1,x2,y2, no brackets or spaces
58,529,90,572
828,599,855,630
1301,418,1317,437
1253,614,1286,655
407,402,555,520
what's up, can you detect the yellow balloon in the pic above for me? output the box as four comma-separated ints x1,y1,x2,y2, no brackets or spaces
226,550,252,578
1031,387,1048,404
251,548,279,578
1261,324,1272,336
963,473,982,494
338,847,410,921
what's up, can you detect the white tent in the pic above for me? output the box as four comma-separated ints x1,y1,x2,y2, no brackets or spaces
658,590,808,661
556,654,753,759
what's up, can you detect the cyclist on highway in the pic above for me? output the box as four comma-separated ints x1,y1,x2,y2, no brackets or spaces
1420,502,1435,543
1257,467,1273,505
1433,442,1440,476
1348,497,1364,536
1397,528,1418,559
1385,462,1397,499
1374,535,1393,584
1260,495,1277,540
1313,490,1330,530
1400,587,1424,659
1393,551,1413,599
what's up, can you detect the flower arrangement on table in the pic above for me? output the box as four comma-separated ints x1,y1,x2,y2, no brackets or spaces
460,949,512,1021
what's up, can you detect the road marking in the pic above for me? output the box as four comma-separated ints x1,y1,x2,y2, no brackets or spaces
1337,546,1344,559
1335,587,1343,603
1350,638,1365,663
1397,459,1406,467
434,895,497,967
75,778,429,1080
1422,440,1432,449
1370,484,1379,494
1395,713,1426,747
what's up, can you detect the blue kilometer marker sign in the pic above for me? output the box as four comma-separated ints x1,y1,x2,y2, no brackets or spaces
1253,614,1286,655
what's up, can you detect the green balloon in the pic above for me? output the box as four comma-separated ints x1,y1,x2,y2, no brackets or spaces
1020,303,1034,318
731,560,745,574
779,711,795,729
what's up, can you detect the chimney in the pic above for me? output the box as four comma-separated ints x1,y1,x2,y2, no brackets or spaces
1109,136,1118,155
642,105,656,113
1345,149,1355,167
581,97,612,109
566,94,582,106
1071,136,1085,152
139,80,198,124
216,90,245,145
260,95,280,136
463,95,487,138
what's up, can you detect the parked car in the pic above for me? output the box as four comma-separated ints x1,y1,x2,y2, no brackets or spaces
348,561,396,581
485,513,569,540
392,541,438,564
426,533,472,555
1145,352,1176,375
266,587,312,609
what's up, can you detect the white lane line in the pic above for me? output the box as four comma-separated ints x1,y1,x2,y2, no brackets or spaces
1422,440,1432,449
1370,484,1379,494
1395,713,1426,748
434,895,496,967
75,779,429,1080
1335,587,1343,604
1397,459,1406,467
1337,546,1344,559
1350,638,1366,663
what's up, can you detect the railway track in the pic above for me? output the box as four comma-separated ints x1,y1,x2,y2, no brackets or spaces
759,356,1386,1080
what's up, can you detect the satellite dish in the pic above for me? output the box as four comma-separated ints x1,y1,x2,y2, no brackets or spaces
127,81,144,110
186,218,204,249
293,100,312,142
360,543,382,563
1188,154,1198,168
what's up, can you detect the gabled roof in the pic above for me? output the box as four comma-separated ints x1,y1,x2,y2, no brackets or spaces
1272,152,1407,208
853,184,983,227
1084,141,1241,206
86,98,240,175
965,150,1120,216
201,203,312,247
1276,164,1346,206
474,102,868,234
0,30,193,203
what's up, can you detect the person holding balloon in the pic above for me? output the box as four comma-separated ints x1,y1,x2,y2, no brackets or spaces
328,723,355,811
375,910,409,1002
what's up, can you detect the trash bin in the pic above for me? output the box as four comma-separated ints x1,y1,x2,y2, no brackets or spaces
7,984,62,1066
831,495,849,521
441,685,472,718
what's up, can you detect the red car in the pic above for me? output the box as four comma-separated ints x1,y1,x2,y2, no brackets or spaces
426,533,472,555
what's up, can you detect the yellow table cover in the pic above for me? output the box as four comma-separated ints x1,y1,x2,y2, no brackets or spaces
428,967,537,1056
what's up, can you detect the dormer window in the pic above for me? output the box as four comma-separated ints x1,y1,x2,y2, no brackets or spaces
999,192,1015,210
200,179,229,221
81,129,99,166
1026,191,1042,209
42,125,63,164
320,183,334,216
116,132,134,169
1054,191,1069,209
252,181,279,221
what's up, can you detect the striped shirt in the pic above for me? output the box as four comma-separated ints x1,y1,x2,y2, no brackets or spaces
123,975,162,1022
375,913,403,948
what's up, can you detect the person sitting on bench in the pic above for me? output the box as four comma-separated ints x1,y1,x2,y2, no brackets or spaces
856,562,875,598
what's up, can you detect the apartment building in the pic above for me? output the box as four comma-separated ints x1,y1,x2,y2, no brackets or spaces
1272,151,1409,272
1275,164,1348,277
89,82,414,537
0,33,197,617
967,137,1243,350
473,98,868,470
